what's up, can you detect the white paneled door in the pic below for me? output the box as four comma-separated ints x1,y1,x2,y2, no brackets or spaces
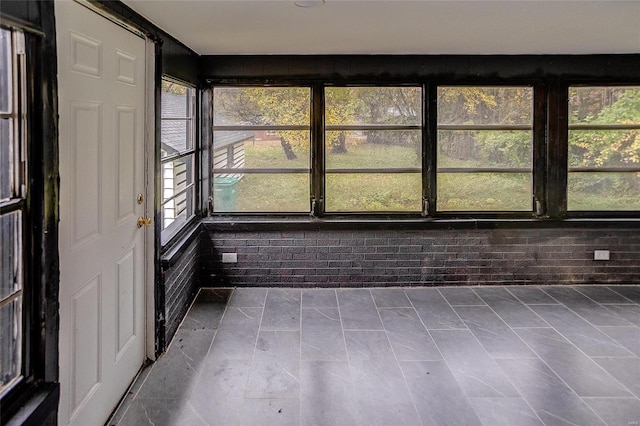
56,1,148,425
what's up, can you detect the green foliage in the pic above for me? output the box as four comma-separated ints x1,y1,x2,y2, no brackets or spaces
569,88,640,168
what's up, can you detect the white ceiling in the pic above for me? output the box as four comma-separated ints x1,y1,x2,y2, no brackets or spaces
121,0,640,55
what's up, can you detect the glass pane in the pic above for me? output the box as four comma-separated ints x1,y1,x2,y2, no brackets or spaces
0,297,22,395
162,156,193,203
569,130,640,169
213,131,310,169
325,87,421,126
161,186,194,231
214,173,309,213
569,87,640,125
161,80,191,118
437,87,533,125
437,173,532,211
438,130,532,169
1,118,12,201
568,172,640,211
214,87,310,126
0,28,11,114
325,173,421,212
161,119,193,157
325,130,421,169
0,211,22,300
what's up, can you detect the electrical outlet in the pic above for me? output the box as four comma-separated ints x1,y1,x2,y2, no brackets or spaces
222,253,238,263
594,250,610,261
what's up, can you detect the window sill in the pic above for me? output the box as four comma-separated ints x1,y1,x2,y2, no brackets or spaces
160,220,202,268
3,382,59,426
202,216,640,231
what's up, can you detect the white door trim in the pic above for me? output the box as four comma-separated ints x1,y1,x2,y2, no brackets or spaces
144,38,157,361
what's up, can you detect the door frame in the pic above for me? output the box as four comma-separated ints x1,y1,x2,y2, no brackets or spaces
71,0,157,361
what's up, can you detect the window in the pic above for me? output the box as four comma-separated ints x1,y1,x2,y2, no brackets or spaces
437,86,534,211
212,87,311,213
568,86,640,211
0,27,25,396
161,78,196,243
325,87,422,212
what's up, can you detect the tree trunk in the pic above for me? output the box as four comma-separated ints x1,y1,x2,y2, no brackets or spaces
280,137,298,160
330,132,348,154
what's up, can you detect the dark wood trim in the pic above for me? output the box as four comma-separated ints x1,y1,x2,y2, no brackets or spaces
546,80,569,218
311,83,324,217
201,55,640,82
202,216,640,232
533,83,547,217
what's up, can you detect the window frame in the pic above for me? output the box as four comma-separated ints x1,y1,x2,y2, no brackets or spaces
208,77,640,220
211,84,313,215
434,84,537,215
0,25,31,406
322,84,425,215
566,84,640,215
160,76,198,246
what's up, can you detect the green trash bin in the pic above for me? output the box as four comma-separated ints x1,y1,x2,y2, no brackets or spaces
214,176,239,211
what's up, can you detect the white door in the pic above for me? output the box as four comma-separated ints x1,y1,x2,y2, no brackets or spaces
56,1,148,425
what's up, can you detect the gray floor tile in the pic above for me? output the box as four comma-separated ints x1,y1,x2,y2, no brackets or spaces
514,327,632,397
529,304,634,357
605,304,640,327
576,285,635,304
302,288,337,308
206,307,262,362
261,288,301,331
245,330,300,399
406,287,466,329
439,287,486,306
454,306,537,359
593,357,640,398
469,397,543,426
401,360,482,426
239,398,300,426
228,287,268,307
117,399,201,426
301,307,347,361
337,289,383,330
371,288,412,307
473,287,549,328
180,288,230,331
136,329,214,400
344,331,421,426
113,286,640,426
608,286,640,304
187,358,251,426
597,326,640,357
430,329,520,398
497,358,606,426
583,397,640,426
379,308,442,361
300,361,362,426
544,286,634,326
507,286,559,304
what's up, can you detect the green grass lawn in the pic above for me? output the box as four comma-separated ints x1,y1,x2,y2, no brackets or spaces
217,142,639,213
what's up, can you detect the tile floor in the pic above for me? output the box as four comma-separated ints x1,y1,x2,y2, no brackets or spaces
109,285,640,426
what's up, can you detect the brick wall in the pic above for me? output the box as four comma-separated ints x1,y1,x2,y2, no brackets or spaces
200,226,640,287
163,236,201,343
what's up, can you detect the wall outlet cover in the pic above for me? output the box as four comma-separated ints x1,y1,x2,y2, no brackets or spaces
222,252,238,263
594,250,610,261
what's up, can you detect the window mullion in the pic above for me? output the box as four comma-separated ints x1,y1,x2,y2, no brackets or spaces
425,82,437,216
533,83,547,217
546,81,569,218
311,83,324,217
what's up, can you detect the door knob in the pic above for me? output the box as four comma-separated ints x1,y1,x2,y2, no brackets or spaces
137,216,152,228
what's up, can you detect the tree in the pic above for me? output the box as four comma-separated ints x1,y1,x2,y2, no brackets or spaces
214,87,311,160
